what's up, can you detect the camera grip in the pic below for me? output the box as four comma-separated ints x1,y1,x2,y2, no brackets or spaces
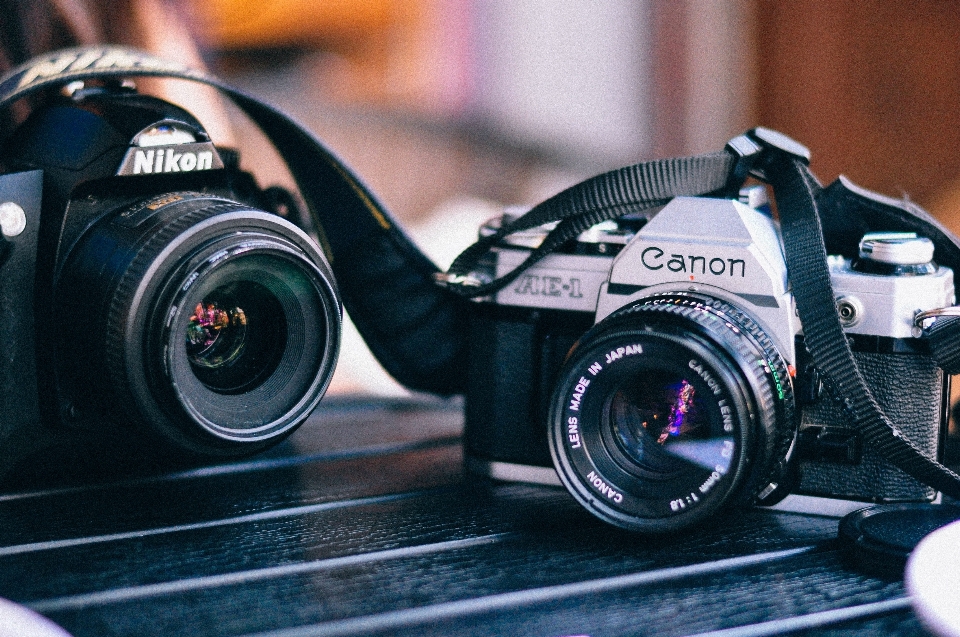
798,350,943,502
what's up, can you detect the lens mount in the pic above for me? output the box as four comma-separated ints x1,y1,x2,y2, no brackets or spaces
548,293,795,533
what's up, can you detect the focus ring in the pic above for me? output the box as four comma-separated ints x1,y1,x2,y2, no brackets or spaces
101,195,250,430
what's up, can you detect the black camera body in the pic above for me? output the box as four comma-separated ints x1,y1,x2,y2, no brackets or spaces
0,82,341,479
466,187,951,532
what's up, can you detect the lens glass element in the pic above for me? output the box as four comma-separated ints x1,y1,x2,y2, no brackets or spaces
185,281,286,394
608,370,734,478
163,245,334,439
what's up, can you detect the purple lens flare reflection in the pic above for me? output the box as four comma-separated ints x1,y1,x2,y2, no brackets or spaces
657,379,696,444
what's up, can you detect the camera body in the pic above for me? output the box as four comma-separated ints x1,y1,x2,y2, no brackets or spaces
0,83,341,480
466,187,952,531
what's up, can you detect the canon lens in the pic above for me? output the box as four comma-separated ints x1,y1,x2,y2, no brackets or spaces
548,293,795,533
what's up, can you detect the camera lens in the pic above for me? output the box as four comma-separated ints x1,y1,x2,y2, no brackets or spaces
159,240,336,442
55,192,340,455
548,293,794,533
607,372,734,478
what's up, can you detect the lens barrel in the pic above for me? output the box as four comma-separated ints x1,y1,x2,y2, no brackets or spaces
55,192,340,455
548,293,795,533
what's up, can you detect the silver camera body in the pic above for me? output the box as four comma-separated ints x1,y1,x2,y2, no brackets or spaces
466,187,952,517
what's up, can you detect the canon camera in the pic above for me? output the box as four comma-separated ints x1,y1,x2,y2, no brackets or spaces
465,185,953,533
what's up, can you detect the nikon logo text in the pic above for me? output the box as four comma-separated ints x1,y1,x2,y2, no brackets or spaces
133,148,213,174
116,142,223,177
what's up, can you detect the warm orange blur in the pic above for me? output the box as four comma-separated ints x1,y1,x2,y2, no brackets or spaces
186,0,465,113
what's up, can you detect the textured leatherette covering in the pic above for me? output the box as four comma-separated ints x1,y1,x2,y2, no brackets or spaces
798,351,942,501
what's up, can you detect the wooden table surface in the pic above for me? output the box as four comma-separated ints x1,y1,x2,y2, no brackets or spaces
0,396,938,636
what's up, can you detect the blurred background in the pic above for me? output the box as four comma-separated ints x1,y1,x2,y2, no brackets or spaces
21,0,960,395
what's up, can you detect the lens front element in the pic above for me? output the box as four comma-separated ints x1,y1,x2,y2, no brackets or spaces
57,193,341,457
186,281,284,394
160,238,336,443
609,372,734,479
187,296,249,371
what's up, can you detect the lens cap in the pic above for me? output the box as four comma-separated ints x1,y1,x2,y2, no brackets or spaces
837,502,960,578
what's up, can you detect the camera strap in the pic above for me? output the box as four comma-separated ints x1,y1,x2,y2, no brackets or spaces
759,143,960,500
441,127,960,499
0,46,470,395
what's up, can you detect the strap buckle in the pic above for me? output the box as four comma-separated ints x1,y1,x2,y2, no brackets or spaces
433,271,484,288
724,127,811,194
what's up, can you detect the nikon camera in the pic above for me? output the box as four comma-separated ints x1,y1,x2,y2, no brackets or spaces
0,81,340,479
465,186,952,533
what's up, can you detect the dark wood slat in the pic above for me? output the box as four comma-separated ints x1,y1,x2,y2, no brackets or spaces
763,608,924,637
5,481,830,602
32,542,903,637
0,398,462,560
0,439,462,549
0,399,930,636
0,397,463,498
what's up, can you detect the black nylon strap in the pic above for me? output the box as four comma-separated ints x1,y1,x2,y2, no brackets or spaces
925,315,960,375
441,151,737,296
768,152,960,499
